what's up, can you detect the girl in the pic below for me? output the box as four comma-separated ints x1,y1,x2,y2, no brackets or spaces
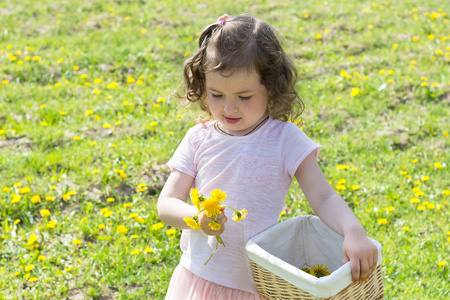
158,14,378,299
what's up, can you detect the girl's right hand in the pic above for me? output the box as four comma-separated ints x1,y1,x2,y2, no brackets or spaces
198,208,227,236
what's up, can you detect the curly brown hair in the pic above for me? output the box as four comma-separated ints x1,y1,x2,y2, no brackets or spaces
181,14,304,122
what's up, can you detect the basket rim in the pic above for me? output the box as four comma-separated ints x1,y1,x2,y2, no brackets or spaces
245,215,383,298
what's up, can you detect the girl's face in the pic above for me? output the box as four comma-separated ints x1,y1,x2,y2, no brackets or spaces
205,69,269,136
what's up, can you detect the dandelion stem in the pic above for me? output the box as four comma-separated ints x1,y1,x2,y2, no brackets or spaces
205,236,219,265
222,205,238,213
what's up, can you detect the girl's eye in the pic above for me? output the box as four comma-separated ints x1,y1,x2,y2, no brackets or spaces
211,93,222,98
239,96,252,101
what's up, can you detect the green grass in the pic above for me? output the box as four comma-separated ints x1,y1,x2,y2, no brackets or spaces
1,0,449,299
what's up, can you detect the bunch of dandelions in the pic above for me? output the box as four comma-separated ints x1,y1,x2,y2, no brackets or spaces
183,188,248,265
301,264,331,278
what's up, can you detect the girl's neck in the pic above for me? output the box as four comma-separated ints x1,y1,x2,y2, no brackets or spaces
215,115,270,136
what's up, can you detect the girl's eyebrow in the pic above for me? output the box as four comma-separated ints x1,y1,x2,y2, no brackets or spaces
207,87,255,94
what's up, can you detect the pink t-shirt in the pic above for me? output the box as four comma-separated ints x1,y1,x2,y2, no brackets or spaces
167,116,321,294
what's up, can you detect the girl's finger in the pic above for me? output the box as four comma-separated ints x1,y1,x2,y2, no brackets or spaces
350,259,361,283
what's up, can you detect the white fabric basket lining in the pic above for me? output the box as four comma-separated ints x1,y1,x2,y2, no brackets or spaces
245,215,383,298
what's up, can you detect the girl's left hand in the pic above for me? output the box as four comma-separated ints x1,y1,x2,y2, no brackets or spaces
342,232,378,283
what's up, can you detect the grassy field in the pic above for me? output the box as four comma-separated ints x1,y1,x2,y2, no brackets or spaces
0,0,449,299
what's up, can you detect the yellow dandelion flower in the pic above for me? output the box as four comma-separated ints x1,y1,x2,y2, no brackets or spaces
211,189,227,203
46,220,57,228
443,190,450,197
410,198,420,203
29,277,38,282
127,77,135,83
144,248,153,253
151,222,164,230
38,255,46,261
106,197,115,202
118,170,126,179
117,225,128,234
129,213,138,218
166,228,177,236
134,216,145,223
19,187,31,194
336,164,349,170
336,184,346,190
201,197,222,218
184,216,202,229
437,261,446,267
30,195,41,204
418,205,426,211
301,267,311,274
25,265,34,272
46,196,55,201
40,209,51,217
27,234,38,245
310,264,331,278
232,209,248,222
190,188,201,210
350,88,360,96
98,224,105,229
377,218,388,225
208,221,222,231
103,211,113,218
131,249,141,255
403,226,410,232
434,162,442,169
72,239,82,245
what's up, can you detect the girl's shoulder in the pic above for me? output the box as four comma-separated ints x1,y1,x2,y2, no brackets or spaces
265,118,301,139
187,121,216,143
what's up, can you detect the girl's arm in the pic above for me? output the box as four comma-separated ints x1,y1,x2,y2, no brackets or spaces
295,152,378,282
157,169,198,230
157,169,227,235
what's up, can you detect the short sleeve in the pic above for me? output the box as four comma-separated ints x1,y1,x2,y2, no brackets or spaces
282,123,321,178
167,127,197,177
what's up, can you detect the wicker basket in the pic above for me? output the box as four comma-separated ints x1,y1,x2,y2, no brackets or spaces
246,215,384,299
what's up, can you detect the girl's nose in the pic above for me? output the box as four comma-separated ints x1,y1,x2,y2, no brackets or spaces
224,100,238,114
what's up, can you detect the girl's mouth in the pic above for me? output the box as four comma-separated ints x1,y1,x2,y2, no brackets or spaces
224,116,241,124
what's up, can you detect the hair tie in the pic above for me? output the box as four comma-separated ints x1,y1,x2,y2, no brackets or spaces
217,14,228,26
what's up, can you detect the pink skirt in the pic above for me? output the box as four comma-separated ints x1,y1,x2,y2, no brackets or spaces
165,264,265,300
